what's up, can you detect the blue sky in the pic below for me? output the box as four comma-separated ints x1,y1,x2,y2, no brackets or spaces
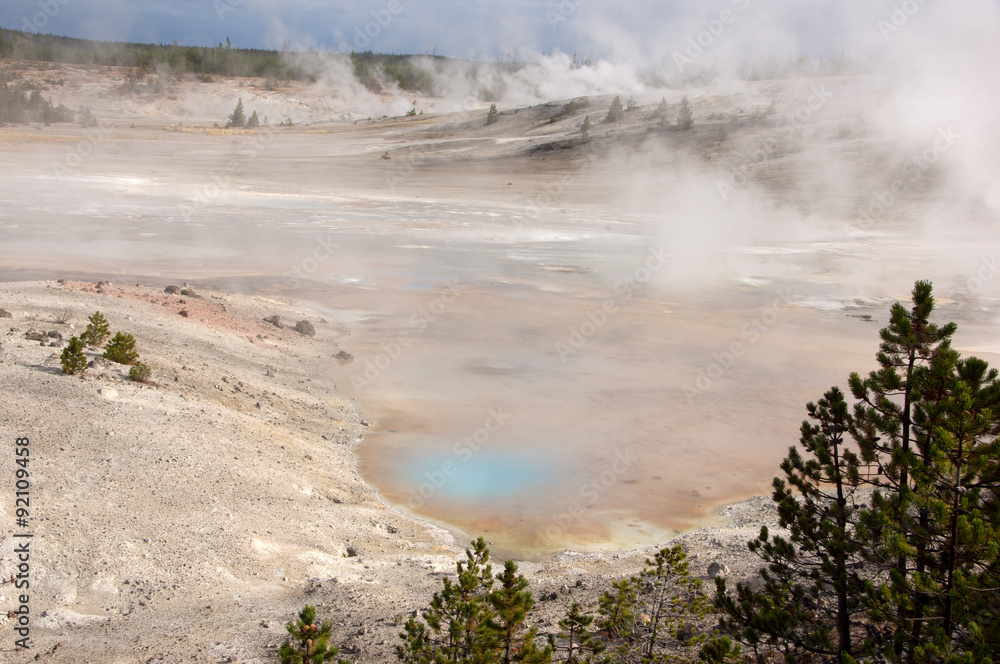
0,0,996,64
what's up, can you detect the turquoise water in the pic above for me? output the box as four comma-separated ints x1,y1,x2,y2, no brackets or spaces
409,451,553,502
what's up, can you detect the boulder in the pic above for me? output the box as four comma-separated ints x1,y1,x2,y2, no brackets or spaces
294,320,316,337
707,562,730,580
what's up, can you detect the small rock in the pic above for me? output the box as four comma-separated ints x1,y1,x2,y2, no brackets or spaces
0,309,12,319
264,315,283,329
335,350,354,365
179,310,189,318
294,320,316,337
99,387,119,400
180,288,201,299
164,285,181,294
24,329,47,341
707,562,730,580
47,330,62,339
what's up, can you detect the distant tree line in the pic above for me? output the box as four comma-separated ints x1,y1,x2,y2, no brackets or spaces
0,29,447,96
0,75,73,124
0,28,311,81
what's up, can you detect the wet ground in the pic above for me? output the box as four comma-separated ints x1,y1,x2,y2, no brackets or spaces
3,119,998,559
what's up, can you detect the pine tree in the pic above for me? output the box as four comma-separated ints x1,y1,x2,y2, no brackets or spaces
486,103,499,126
550,603,604,663
129,361,152,383
651,97,668,119
104,331,138,365
604,96,624,123
247,110,260,128
597,546,729,662
848,280,958,657
80,311,110,347
397,538,497,663
228,98,246,128
677,96,693,130
715,387,870,661
60,336,87,375
714,281,1000,663
876,344,1000,660
485,560,552,664
280,605,346,664
597,578,636,642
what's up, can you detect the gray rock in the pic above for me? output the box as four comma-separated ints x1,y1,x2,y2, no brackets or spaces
24,329,47,341
264,315,283,329
164,285,181,294
294,320,316,337
707,562,730,580
0,309,12,319
335,350,354,365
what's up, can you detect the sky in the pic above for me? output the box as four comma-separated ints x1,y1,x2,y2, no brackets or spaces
0,0,978,64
